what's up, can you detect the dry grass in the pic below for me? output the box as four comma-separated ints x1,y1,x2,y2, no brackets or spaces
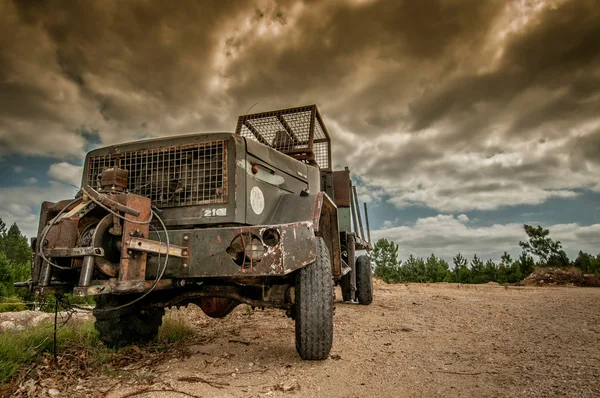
158,311,196,344
0,311,197,396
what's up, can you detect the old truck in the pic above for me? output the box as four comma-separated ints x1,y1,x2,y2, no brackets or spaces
18,105,373,360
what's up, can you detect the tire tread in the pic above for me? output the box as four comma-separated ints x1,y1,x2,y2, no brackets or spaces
93,295,164,348
295,237,333,360
356,255,373,305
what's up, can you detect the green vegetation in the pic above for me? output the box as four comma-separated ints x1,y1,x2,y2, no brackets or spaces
371,224,600,284
0,320,104,385
157,312,196,344
0,219,32,308
0,296,27,312
0,314,195,387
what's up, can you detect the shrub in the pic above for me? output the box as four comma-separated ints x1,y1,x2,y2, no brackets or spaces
0,296,26,313
157,312,195,344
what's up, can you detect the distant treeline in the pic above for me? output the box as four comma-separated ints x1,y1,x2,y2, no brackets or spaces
370,225,600,284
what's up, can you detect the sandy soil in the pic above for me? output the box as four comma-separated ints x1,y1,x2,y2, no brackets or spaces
94,282,600,398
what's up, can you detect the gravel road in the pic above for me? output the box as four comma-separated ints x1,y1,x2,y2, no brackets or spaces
105,281,600,398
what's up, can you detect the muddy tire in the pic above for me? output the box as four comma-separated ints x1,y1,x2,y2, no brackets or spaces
93,295,164,348
356,255,373,305
295,237,333,360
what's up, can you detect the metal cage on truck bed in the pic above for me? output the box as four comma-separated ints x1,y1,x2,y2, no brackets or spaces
235,104,332,170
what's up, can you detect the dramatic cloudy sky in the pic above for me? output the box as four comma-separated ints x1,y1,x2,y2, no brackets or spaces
1,0,599,262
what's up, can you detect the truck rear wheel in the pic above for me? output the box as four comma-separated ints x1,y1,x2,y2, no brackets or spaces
93,295,165,348
355,255,373,305
295,237,333,360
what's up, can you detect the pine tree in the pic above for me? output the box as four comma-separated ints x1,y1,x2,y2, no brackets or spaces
3,223,31,266
370,239,402,282
0,219,32,299
517,251,535,277
483,259,498,282
453,252,471,283
519,225,569,267
470,254,485,283
369,238,399,269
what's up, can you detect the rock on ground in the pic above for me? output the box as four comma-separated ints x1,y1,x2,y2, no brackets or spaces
0,310,92,332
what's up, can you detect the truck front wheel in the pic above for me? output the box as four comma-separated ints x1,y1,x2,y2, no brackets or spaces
294,237,333,360
93,295,165,348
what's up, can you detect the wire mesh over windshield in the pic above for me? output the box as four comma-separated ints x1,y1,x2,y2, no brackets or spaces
235,105,331,170
84,140,228,207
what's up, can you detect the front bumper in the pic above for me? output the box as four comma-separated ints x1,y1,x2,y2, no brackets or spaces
146,221,318,279
27,220,319,297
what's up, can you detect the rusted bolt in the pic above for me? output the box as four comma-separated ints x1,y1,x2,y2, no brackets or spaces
183,235,189,241
182,250,188,256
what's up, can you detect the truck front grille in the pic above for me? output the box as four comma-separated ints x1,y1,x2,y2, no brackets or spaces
85,140,228,207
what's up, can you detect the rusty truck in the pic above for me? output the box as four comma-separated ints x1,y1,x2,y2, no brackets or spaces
17,105,373,360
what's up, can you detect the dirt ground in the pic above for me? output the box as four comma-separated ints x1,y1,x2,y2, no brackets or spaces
63,282,600,397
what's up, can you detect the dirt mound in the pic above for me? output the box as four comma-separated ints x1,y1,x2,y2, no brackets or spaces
522,267,600,287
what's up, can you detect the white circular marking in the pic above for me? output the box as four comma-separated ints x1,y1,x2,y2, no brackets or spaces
250,186,265,215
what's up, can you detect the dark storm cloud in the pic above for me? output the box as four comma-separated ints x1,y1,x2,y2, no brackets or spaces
409,0,600,139
0,0,599,213
0,0,258,157
222,0,504,135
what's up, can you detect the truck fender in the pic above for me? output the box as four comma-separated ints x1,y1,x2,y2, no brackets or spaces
269,192,342,278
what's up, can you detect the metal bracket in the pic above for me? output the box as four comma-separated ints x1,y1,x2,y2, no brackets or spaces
128,237,189,260
34,285,71,296
43,247,105,257
60,201,97,221
181,233,191,270
73,279,175,296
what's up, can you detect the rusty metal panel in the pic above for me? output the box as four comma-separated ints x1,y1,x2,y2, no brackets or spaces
315,193,342,279
46,218,78,250
117,193,151,284
146,221,318,278
332,170,351,207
